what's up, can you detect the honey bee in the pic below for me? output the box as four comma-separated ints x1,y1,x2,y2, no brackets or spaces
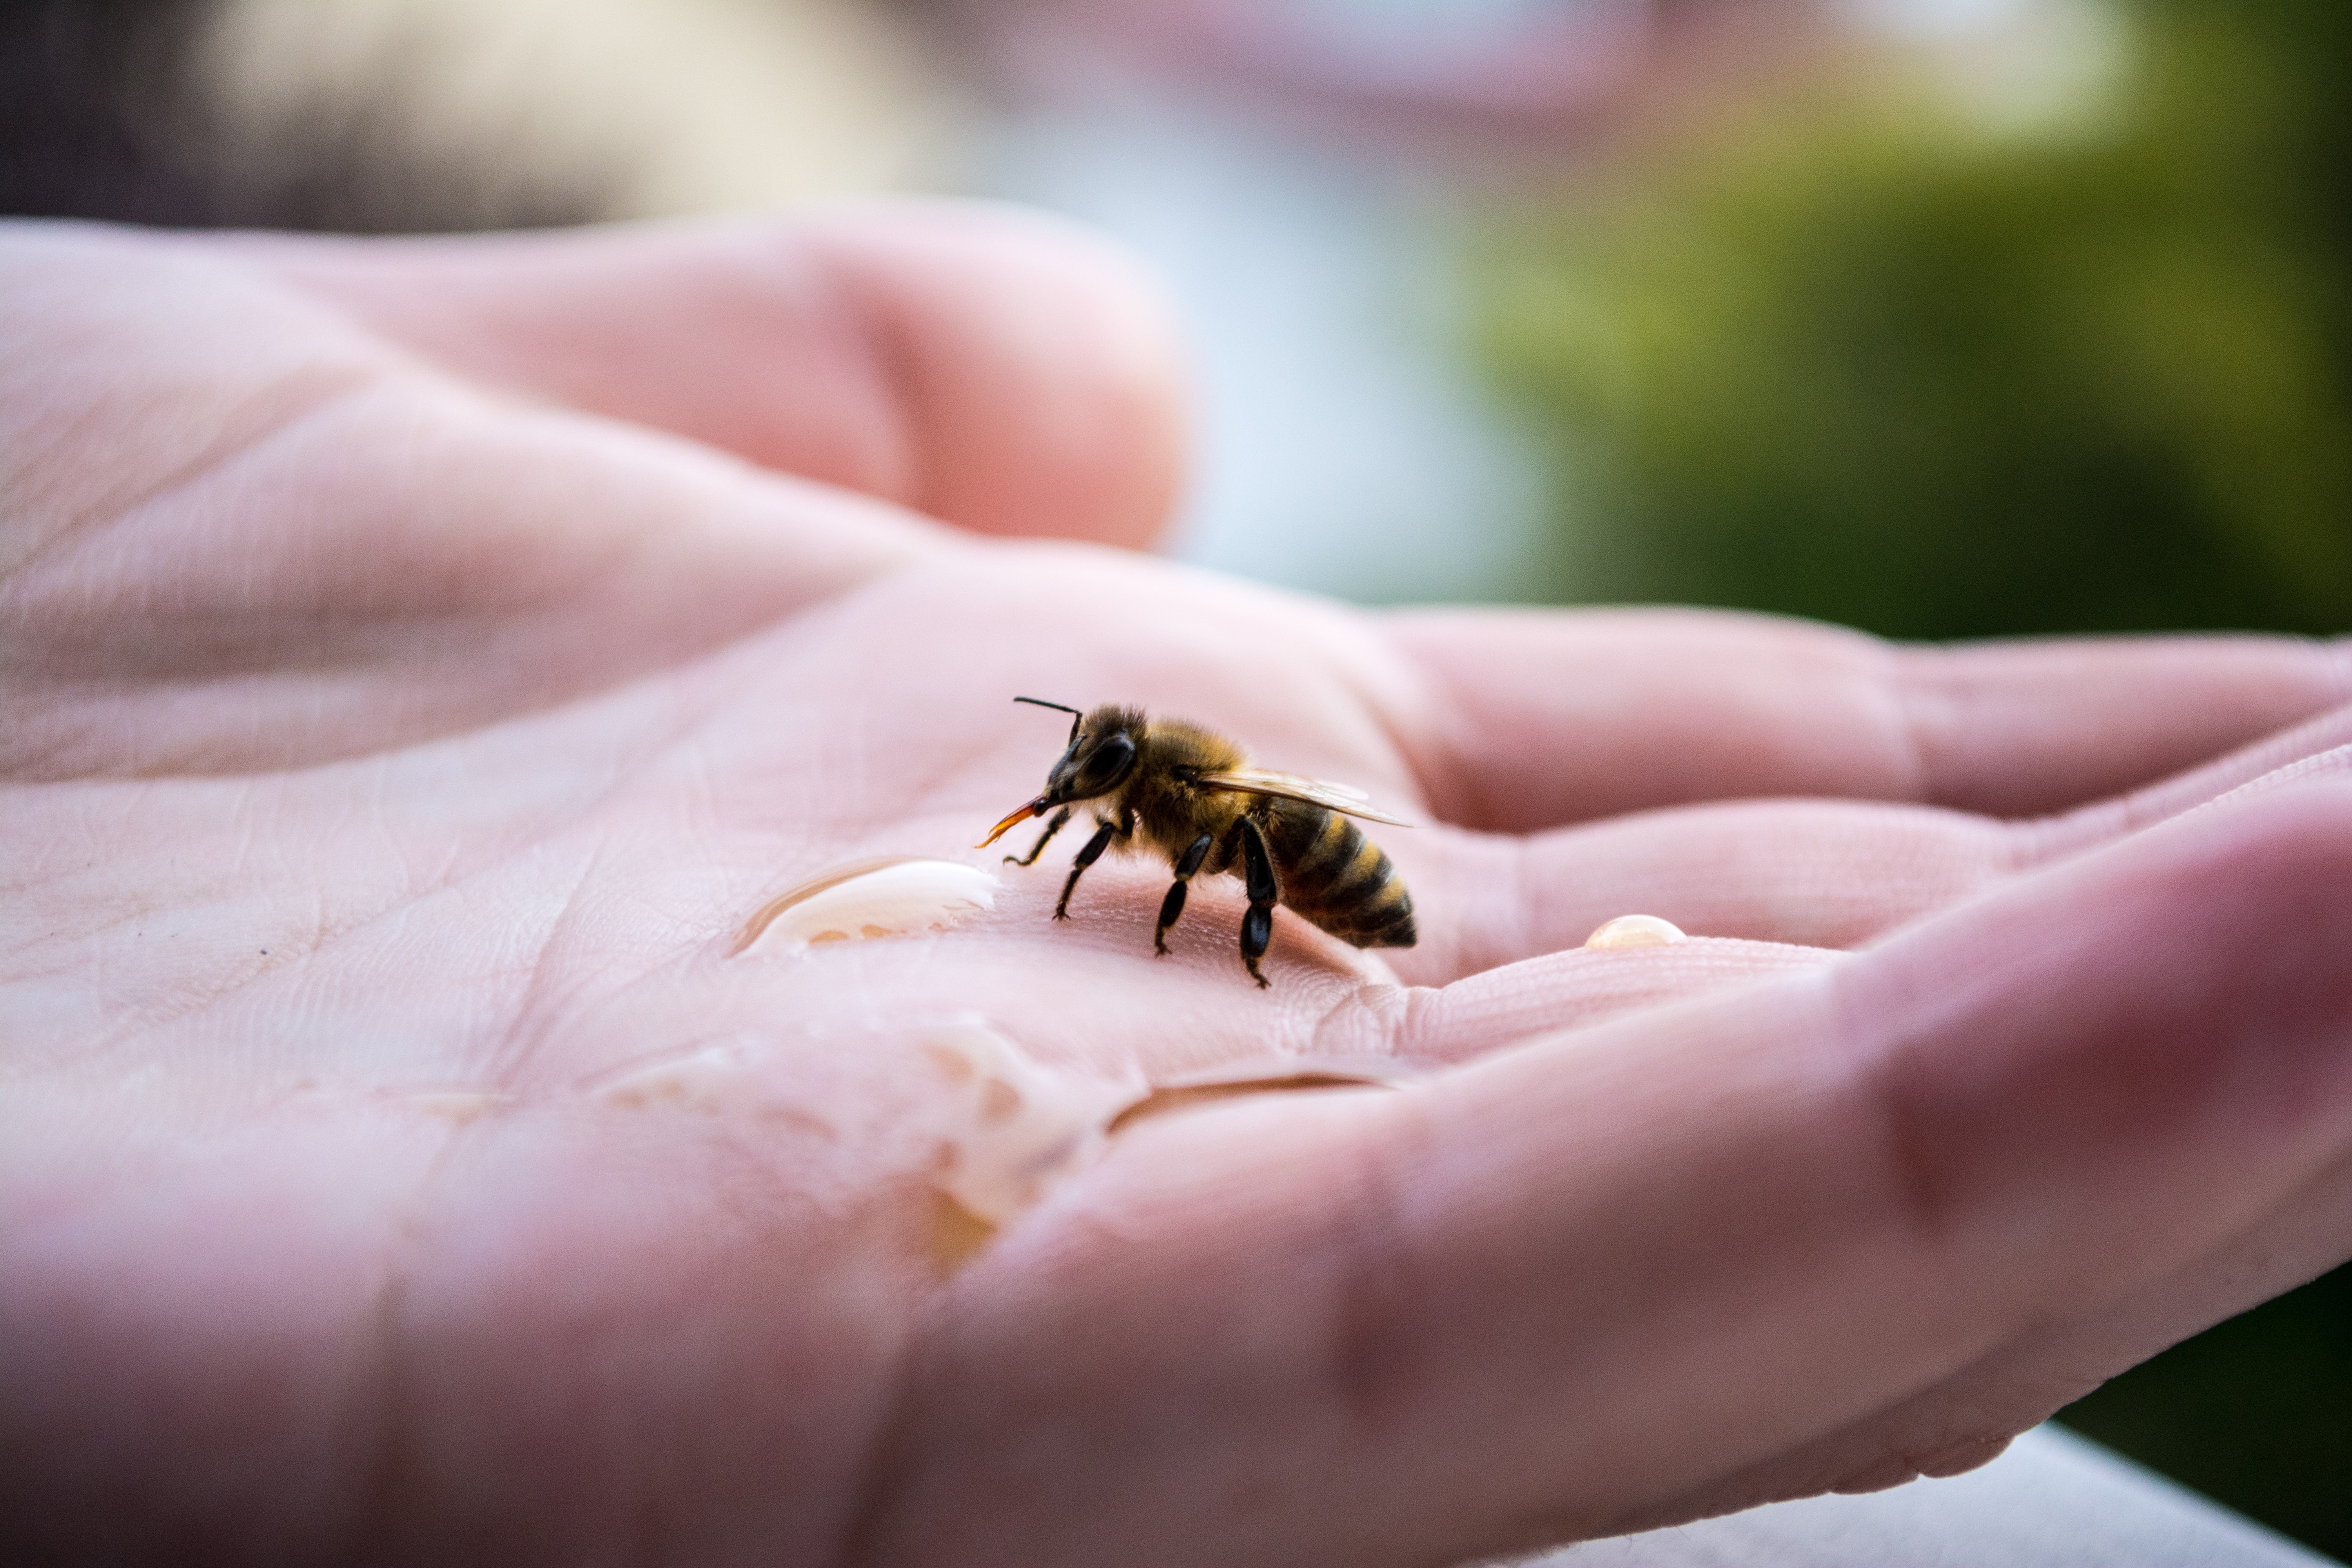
977,698,1417,987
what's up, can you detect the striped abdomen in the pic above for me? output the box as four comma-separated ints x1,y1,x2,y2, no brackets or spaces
1260,800,1417,949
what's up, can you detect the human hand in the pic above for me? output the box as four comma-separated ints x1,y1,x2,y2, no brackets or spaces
5,211,2352,1567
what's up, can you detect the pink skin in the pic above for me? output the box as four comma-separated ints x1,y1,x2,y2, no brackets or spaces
4,207,2352,1568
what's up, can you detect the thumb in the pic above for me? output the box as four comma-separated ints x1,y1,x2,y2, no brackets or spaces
228,202,1190,549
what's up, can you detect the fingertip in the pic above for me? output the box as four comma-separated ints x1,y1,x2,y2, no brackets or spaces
799,201,1189,549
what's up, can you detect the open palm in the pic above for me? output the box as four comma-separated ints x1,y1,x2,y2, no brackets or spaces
6,211,2352,1568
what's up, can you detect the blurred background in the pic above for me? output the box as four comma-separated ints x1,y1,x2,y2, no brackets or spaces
5,0,2346,1552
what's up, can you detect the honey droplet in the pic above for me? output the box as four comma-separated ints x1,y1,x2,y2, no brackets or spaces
733,858,996,956
1585,914,1687,949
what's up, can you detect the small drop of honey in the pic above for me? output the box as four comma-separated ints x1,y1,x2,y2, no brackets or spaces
1585,914,1687,949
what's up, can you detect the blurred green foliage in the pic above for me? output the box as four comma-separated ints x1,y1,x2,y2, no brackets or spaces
1471,2,2351,1555
1474,0,2352,639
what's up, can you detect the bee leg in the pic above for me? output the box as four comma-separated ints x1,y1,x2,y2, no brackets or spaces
1005,806,1073,867
1238,817,1278,989
1153,833,1216,956
1054,818,1120,920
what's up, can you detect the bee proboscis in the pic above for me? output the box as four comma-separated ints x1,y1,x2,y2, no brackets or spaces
977,698,1417,987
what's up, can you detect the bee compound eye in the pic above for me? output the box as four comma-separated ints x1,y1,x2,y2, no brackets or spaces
1086,734,1136,787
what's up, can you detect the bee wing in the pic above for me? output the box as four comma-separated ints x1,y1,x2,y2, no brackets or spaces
1193,768,1417,827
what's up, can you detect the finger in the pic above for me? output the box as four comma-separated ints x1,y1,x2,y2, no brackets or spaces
225,203,1187,548
1616,1142,2352,1530
2036,714,2352,855
1346,915,1854,1045
1399,798,2011,983
1381,606,2352,831
1398,708,2352,983
860,783,2352,1567
1371,939,1840,1064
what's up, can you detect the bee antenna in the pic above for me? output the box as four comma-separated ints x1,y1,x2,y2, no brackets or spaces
1012,695,1085,742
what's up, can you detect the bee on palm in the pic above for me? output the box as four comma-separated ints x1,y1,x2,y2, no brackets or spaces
978,698,1416,987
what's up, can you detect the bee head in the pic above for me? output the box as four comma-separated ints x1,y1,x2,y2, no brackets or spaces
977,697,1142,849
1040,702,1140,804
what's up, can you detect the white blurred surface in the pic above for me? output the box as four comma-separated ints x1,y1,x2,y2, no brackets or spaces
1532,1425,2337,1567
